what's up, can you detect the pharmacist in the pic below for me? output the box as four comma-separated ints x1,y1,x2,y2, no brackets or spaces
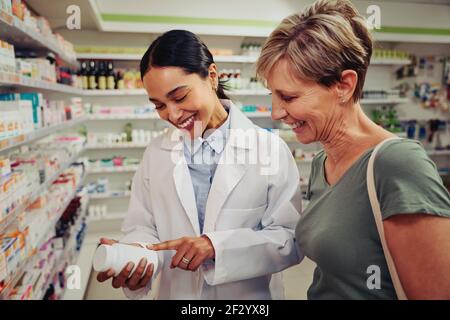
97,30,303,299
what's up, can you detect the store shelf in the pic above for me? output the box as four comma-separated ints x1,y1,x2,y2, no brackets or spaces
227,89,271,96
76,52,411,66
0,173,86,300
243,111,272,118
0,117,87,154
0,73,83,95
82,89,147,96
0,11,78,67
370,59,411,66
36,203,89,300
76,53,143,60
87,113,159,120
89,191,131,200
0,147,85,236
89,212,127,221
77,52,260,64
87,165,139,174
214,55,259,63
86,143,148,149
427,150,450,156
360,98,410,105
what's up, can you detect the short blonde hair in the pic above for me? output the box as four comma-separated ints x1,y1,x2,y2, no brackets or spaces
256,0,373,102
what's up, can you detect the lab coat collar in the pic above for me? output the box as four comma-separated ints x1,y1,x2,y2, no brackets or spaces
164,99,258,236
184,105,231,157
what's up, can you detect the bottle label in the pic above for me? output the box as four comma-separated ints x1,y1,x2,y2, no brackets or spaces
107,76,115,90
98,76,106,90
82,76,88,90
89,76,97,89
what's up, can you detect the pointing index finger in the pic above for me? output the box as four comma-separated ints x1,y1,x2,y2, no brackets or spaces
149,239,182,251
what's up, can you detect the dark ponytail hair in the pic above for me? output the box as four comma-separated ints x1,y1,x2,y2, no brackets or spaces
140,30,229,100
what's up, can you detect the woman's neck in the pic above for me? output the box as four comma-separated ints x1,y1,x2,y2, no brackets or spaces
321,103,391,169
205,99,228,131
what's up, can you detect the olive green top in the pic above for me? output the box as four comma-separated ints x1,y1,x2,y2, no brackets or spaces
296,139,450,299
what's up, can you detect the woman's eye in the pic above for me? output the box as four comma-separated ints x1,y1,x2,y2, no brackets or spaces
281,96,295,102
155,104,166,110
175,95,187,103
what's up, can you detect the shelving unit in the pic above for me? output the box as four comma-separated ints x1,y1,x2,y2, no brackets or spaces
35,201,89,300
76,52,411,66
0,10,78,67
87,165,139,174
0,147,86,235
86,143,148,149
427,150,450,156
87,113,159,120
89,212,127,222
0,117,86,153
82,89,146,96
0,172,86,300
89,191,131,200
0,73,83,95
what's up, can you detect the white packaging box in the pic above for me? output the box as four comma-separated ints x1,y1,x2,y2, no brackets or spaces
18,100,34,134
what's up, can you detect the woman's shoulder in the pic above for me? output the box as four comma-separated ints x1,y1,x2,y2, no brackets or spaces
375,138,430,172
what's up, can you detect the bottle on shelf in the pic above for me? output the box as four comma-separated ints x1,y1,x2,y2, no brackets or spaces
79,61,88,90
97,61,106,90
116,71,125,90
106,61,116,90
88,60,97,90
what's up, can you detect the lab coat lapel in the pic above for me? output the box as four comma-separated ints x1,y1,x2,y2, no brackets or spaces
173,158,201,235
203,148,247,233
161,127,200,235
203,101,256,233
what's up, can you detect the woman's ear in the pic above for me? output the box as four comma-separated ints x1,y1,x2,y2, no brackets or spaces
336,69,358,104
208,63,219,90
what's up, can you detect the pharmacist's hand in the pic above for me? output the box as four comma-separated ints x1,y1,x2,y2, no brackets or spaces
148,235,215,272
96,238,154,291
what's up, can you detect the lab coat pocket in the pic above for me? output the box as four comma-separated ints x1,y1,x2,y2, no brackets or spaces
216,204,267,231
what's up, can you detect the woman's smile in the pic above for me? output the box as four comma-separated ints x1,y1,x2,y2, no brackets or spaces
176,113,198,131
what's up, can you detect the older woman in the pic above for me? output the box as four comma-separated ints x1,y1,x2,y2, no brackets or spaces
257,0,450,300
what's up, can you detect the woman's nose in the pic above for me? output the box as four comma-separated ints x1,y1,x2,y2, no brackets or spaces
167,103,183,124
271,102,288,121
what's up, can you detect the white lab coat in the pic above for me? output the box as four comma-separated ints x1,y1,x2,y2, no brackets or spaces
120,100,303,299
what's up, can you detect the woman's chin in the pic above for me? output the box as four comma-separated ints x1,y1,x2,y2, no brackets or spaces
295,132,314,144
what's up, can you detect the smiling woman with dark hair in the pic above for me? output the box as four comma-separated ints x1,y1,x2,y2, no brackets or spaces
96,30,303,300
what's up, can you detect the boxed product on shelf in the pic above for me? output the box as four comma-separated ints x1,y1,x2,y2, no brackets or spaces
0,232,26,282
88,104,156,117
373,49,410,61
0,160,40,220
0,93,85,136
240,104,271,113
16,58,57,83
0,40,16,73
0,0,13,15
210,48,234,56
240,43,262,56
219,69,265,90
0,100,34,139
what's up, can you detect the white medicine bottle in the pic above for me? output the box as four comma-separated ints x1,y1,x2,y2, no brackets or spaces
93,243,159,277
